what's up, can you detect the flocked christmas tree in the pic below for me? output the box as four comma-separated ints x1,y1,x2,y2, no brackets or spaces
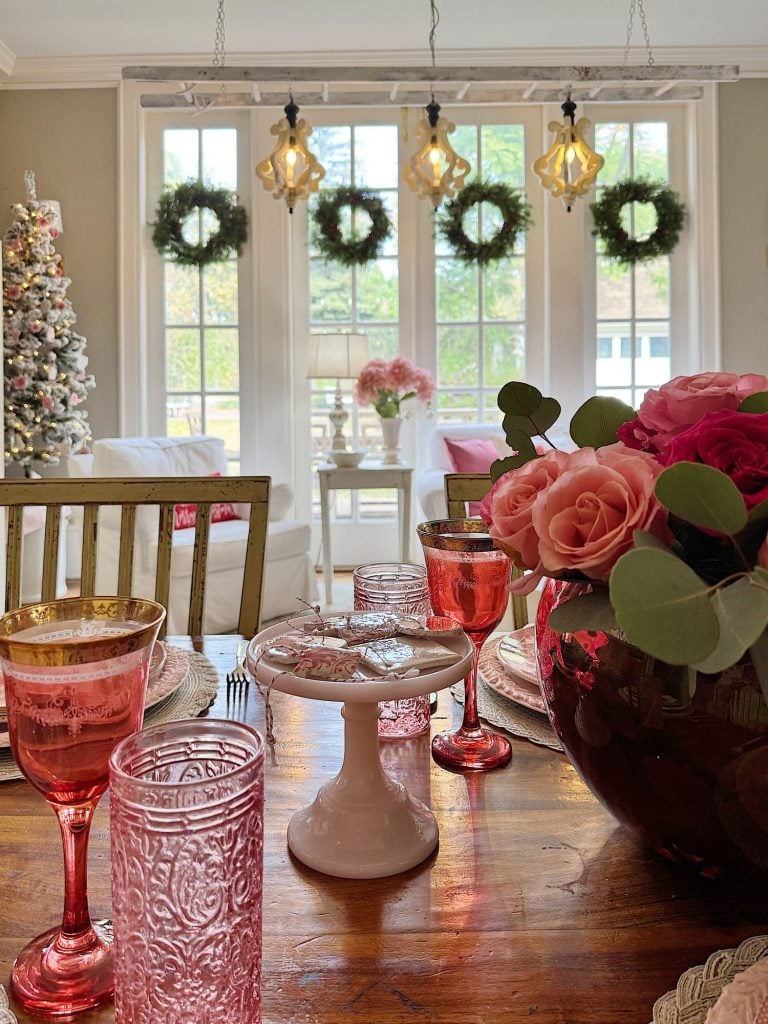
3,171,94,474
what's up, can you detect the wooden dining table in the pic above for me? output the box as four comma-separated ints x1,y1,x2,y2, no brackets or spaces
0,633,764,1024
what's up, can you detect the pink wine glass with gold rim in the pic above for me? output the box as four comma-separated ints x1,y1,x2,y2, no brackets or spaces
418,519,512,771
0,596,165,1016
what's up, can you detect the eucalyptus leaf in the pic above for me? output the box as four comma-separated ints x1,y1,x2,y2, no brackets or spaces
748,631,768,709
738,392,768,413
548,589,618,633
747,499,768,525
569,396,636,449
609,548,718,664
655,462,748,535
498,381,561,436
490,429,539,482
692,575,768,673
632,529,673,552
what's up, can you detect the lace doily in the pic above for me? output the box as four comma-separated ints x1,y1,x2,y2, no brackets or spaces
652,935,768,1024
0,648,219,783
451,674,561,752
0,985,17,1024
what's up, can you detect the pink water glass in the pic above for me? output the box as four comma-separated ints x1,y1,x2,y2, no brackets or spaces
353,562,432,738
0,596,165,1016
109,718,265,1024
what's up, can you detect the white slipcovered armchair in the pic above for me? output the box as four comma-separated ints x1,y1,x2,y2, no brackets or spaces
62,435,317,632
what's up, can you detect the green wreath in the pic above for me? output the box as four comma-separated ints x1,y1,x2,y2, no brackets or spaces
438,181,532,266
152,181,248,267
312,187,393,266
590,179,685,264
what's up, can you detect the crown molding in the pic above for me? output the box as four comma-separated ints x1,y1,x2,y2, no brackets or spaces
0,37,16,78
2,45,767,89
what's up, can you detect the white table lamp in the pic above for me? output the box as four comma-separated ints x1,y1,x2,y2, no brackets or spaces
307,332,369,451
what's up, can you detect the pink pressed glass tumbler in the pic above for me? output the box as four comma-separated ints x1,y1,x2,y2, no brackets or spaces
109,719,265,1024
353,562,432,739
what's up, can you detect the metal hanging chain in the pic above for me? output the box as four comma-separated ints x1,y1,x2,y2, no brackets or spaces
428,0,439,70
622,0,655,69
213,0,226,68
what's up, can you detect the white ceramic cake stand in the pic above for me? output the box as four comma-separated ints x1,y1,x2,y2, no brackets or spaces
247,614,474,879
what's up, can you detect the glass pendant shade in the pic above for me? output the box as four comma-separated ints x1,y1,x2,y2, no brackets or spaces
404,100,471,209
533,98,604,212
255,99,325,213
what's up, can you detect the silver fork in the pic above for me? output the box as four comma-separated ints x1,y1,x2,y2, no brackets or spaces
226,642,249,698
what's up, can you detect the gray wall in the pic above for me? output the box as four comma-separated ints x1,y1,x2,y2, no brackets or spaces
718,79,768,374
0,89,119,440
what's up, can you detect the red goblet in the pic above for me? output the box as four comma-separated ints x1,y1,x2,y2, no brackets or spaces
0,596,165,1016
417,519,512,771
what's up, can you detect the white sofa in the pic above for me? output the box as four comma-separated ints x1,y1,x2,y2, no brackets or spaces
62,436,317,632
417,422,574,521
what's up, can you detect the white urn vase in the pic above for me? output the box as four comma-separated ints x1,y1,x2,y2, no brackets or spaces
379,416,403,465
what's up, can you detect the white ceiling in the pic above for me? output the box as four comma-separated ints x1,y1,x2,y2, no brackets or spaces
0,0,767,70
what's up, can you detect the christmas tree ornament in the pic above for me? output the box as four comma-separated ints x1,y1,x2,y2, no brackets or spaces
3,171,94,473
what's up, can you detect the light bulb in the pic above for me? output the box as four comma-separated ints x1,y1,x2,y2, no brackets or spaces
429,143,441,167
565,144,576,164
285,146,297,168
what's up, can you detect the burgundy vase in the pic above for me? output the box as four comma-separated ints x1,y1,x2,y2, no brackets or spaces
535,578,768,880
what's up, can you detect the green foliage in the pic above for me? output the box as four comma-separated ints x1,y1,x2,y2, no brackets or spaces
312,187,393,267
569,396,636,449
590,179,685,265
438,181,532,266
739,392,768,413
152,181,248,267
489,430,538,482
548,588,618,633
692,575,768,674
609,548,719,664
655,463,748,536
497,381,560,437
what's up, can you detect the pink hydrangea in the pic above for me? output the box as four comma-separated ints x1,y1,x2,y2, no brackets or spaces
354,356,435,417
618,371,768,456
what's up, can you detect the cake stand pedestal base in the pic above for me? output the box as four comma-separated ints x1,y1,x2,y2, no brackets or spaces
287,702,438,878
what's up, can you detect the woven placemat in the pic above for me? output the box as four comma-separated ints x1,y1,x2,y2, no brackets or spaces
451,674,562,751
651,935,768,1024
0,648,219,783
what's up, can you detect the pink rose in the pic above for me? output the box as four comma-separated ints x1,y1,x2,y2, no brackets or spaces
618,372,768,455
480,448,591,569
662,409,768,509
531,447,668,581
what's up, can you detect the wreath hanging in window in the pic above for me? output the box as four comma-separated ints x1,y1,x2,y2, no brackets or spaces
437,180,532,266
152,181,249,267
590,179,686,264
312,187,393,267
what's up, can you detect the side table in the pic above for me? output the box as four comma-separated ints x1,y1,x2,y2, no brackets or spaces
317,461,413,604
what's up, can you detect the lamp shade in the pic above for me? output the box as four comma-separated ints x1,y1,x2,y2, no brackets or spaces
307,333,369,379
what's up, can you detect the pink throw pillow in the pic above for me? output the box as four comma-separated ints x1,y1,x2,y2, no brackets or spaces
444,437,499,516
173,472,238,530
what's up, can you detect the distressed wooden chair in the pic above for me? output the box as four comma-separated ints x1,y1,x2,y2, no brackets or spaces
0,476,271,639
443,471,528,629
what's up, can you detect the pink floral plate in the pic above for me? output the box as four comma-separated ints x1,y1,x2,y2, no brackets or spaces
0,643,187,750
478,629,546,715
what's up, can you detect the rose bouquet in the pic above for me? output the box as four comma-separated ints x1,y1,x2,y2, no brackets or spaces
354,356,435,419
480,371,768,689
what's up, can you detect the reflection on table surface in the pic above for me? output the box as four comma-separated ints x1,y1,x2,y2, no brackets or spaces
0,634,763,1024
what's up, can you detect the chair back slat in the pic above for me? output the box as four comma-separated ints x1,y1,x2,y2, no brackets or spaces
0,476,271,637
80,505,99,597
41,507,62,603
187,504,212,638
5,507,24,613
117,505,137,595
443,472,528,629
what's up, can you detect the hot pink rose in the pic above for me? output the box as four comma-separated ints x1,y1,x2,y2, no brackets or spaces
479,448,592,569
662,409,768,509
531,447,668,581
618,372,768,455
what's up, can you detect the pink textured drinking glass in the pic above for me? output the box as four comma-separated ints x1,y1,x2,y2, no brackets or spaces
353,562,432,738
0,596,165,1016
417,519,512,771
109,719,265,1024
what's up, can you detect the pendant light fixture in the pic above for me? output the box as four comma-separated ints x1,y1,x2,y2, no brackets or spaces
403,0,470,209
255,95,325,213
532,90,604,212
